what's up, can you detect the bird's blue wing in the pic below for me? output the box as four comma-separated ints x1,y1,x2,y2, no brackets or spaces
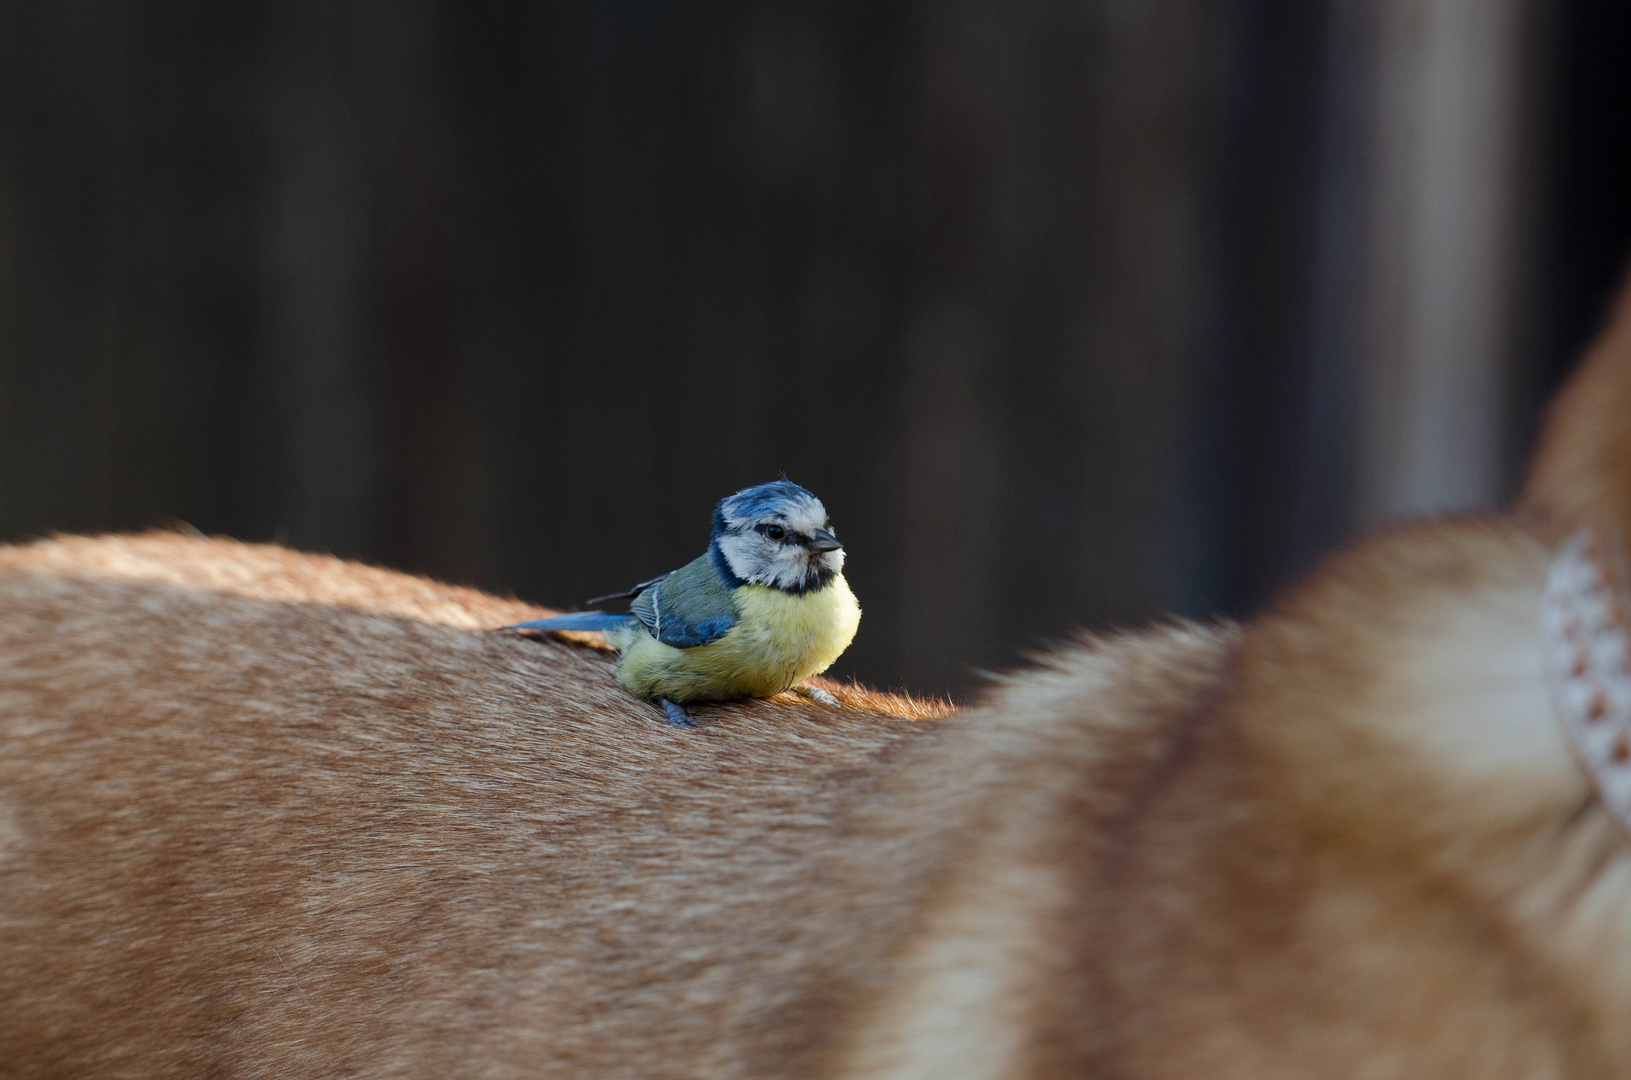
630,553,738,648
500,612,637,633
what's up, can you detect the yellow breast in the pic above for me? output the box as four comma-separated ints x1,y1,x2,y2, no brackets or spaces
614,574,861,704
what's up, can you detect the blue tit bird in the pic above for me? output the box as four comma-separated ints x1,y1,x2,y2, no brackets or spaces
501,480,861,727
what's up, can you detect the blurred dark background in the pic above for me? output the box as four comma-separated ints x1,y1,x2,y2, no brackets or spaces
0,0,1627,699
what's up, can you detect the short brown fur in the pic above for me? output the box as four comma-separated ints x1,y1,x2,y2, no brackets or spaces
0,532,1226,1078
6,282,1631,1076
1525,271,1631,542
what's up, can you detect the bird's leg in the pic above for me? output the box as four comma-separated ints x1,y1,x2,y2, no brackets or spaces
659,699,695,728
792,684,839,706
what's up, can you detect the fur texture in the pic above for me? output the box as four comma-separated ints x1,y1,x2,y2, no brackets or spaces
0,533,954,1078
1525,278,1631,544
0,530,1208,1079
5,283,1631,1076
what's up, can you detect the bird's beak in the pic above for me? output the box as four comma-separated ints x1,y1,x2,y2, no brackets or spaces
807,529,842,553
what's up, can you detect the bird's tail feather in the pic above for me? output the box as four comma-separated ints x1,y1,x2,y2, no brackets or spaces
500,612,635,633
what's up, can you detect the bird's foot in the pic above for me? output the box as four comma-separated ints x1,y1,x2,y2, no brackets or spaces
659,699,696,728
792,684,839,706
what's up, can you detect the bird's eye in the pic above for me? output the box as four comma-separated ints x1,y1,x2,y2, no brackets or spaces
764,525,786,541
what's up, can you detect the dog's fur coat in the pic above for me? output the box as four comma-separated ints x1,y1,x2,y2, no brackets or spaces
5,286,1631,1076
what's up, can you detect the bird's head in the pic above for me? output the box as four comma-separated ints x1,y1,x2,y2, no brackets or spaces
710,480,844,593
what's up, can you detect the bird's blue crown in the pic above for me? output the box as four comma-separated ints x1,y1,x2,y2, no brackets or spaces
711,480,821,537
709,479,843,593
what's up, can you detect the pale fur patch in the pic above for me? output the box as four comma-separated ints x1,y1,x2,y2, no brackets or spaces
1268,530,1584,852
0,531,536,630
1341,527,1631,1067
1383,563,1580,824
0,802,22,864
837,860,1069,1080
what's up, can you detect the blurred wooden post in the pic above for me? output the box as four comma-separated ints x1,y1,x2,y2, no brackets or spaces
1356,0,1532,522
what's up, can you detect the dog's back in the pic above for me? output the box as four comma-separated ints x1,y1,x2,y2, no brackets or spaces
6,284,1631,1077
0,533,1229,1078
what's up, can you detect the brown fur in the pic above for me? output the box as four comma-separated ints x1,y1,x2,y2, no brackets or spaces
1524,273,1631,542
6,285,1631,1076
0,531,1218,1078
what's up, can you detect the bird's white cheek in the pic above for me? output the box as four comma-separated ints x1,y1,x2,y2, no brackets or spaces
717,534,760,581
772,549,811,588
